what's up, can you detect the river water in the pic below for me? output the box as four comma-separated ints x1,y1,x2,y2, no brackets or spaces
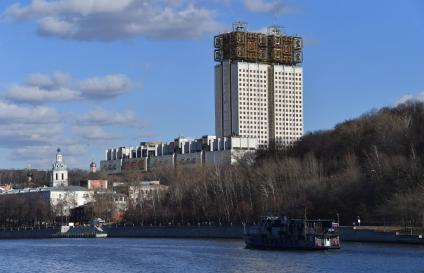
0,238,423,273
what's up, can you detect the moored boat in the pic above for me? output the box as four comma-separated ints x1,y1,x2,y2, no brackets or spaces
53,218,108,238
244,216,340,250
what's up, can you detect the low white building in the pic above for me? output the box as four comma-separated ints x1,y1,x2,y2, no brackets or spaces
0,186,94,216
101,135,258,174
49,186,95,215
128,181,168,203
113,193,129,212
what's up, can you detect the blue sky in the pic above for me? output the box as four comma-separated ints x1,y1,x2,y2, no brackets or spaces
0,0,423,170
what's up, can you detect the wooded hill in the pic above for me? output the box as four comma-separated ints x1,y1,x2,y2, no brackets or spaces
278,101,424,226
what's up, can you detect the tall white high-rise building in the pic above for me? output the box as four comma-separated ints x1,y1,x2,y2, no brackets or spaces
214,23,304,149
215,62,303,148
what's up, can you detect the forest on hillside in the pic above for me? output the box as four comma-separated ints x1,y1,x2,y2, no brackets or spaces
125,102,424,227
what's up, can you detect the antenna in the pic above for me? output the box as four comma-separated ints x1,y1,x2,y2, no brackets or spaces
233,21,248,32
267,25,285,35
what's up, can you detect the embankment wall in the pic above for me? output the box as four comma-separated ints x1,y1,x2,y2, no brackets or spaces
104,225,243,239
0,227,58,239
0,225,423,245
339,227,424,244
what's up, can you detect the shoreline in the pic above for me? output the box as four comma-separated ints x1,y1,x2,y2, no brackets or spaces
0,225,423,245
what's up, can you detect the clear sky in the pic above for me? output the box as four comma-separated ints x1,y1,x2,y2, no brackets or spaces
0,0,423,170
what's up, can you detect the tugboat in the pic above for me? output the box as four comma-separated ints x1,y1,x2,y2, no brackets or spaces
244,216,340,250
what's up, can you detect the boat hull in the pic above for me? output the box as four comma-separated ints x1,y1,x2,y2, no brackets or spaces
244,235,340,250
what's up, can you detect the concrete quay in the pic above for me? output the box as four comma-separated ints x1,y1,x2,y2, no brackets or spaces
104,225,424,244
1,225,423,245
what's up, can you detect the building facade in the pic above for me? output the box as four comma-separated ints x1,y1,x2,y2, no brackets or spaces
128,181,168,203
80,180,108,190
214,23,304,149
100,135,257,174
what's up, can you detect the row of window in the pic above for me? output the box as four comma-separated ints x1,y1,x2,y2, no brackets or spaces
239,113,268,117
239,80,301,85
275,76,302,80
239,110,267,114
276,113,302,117
240,127,268,131
240,117,267,124
275,100,302,104
277,90,300,95
275,127,303,131
276,134,303,138
274,72,302,76
239,114,268,118
275,81,302,85
275,86,302,90
239,74,267,78
239,97,300,102
240,84,268,88
274,89,302,94
275,104,302,108
238,69,267,73
237,69,301,76
238,111,302,117
240,92,267,96
240,131,268,136
276,118,302,121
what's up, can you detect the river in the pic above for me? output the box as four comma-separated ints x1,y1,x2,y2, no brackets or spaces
0,238,423,273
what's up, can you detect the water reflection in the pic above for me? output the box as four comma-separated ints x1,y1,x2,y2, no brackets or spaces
0,239,423,273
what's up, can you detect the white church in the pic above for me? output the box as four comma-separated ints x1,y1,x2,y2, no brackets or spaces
0,148,97,216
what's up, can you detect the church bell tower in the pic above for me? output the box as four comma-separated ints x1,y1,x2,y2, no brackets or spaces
51,148,68,187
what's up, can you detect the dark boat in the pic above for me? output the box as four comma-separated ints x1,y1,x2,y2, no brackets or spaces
244,216,340,250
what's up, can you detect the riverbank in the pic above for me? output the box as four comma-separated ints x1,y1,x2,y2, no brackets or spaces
1,225,423,244
339,226,424,244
